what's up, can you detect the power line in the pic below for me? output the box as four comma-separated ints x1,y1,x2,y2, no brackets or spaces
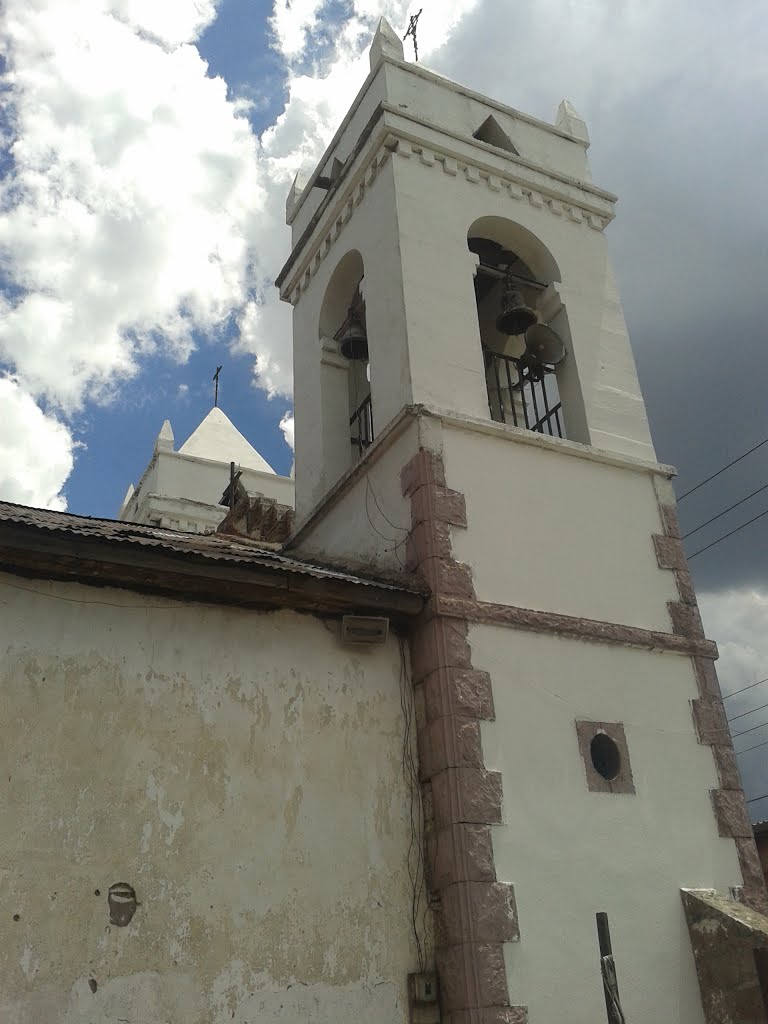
730,717,768,740
736,737,768,756
723,676,768,700
747,792,768,805
683,482,768,539
728,699,768,724
688,505,768,561
677,438,768,501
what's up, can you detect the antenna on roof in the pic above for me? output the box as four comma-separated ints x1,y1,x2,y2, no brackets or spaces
403,9,423,61
212,365,223,408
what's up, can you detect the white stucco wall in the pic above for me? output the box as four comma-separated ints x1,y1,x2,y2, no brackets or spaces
291,417,417,574
442,422,678,632
0,574,424,1024
120,449,295,528
473,625,740,1023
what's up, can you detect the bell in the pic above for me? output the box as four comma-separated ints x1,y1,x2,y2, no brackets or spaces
524,323,566,366
495,272,538,336
339,308,368,361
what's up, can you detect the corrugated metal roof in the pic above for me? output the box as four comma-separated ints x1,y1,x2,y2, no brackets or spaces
0,500,423,596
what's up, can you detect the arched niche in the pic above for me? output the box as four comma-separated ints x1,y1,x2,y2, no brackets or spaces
319,249,365,340
467,217,571,439
317,249,372,484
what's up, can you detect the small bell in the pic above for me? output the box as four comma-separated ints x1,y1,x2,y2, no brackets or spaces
339,307,368,361
495,271,538,336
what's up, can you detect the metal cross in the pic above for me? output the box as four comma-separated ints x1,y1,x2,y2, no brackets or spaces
213,365,223,407
403,9,423,61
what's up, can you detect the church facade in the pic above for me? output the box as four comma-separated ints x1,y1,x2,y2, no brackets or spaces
2,19,767,1024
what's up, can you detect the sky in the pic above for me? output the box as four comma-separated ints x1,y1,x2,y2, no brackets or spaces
0,2,766,811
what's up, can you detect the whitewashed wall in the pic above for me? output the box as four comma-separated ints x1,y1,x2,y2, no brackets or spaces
0,574,423,1024
474,625,739,1023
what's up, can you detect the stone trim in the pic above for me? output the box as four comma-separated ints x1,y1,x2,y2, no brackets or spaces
430,594,718,658
652,477,768,917
575,720,635,795
681,889,768,1024
402,448,524,1020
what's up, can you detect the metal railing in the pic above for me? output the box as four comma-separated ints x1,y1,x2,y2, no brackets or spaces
483,347,564,438
350,392,374,456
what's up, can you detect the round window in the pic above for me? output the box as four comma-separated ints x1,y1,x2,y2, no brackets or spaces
590,733,621,781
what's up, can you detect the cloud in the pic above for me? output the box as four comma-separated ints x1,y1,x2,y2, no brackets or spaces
279,411,295,451
699,587,768,813
0,377,74,510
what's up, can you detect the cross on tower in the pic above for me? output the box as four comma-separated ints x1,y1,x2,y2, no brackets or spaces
212,365,223,407
403,9,422,61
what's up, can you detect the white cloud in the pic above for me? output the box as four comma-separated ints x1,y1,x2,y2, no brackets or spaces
0,378,74,510
279,411,295,451
699,587,768,809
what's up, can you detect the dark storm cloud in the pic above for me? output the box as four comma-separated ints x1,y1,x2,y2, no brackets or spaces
433,0,768,594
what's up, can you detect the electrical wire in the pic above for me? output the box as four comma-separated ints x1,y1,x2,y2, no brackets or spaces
728,699,768,724
730,717,768,740
735,737,768,756
687,505,768,561
723,677,768,700
677,438,768,501
682,482,768,539
747,791,768,805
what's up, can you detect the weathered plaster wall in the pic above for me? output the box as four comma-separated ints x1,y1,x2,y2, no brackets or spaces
474,624,741,1023
443,423,678,631
0,574,423,1023
291,417,417,574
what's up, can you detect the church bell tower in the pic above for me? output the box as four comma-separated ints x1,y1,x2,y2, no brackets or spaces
278,20,768,1024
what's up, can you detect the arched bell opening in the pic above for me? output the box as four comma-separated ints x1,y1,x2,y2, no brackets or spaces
318,250,373,475
467,218,567,439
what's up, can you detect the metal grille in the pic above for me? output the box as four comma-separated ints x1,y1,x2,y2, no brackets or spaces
350,392,374,456
483,347,564,438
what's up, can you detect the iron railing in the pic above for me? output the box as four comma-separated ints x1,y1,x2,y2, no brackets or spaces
483,347,564,438
350,392,374,456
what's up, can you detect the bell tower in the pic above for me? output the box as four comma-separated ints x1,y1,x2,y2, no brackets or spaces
279,19,768,1024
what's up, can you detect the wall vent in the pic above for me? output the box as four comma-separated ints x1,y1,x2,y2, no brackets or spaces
473,115,519,155
341,615,389,646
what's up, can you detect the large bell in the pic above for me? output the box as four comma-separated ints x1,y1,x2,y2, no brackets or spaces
524,323,566,366
339,308,369,361
495,272,538,336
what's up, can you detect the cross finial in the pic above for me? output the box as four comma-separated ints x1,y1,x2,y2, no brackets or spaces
403,9,423,61
213,365,223,407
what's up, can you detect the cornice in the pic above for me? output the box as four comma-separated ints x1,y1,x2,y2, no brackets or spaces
279,111,616,306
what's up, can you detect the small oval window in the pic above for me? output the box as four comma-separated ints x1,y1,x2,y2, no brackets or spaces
590,733,621,781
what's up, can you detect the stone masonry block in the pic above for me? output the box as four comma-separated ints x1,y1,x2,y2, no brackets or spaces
411,485,468,529
423,668,495,723
712,744,743,791
419,557,476,600
692,698,730,746
444,1008,528,1024
735,838,768,912
418,716,484,780
411,618,472,683
669,601,705,638
436,942,509,1011
432,767,503,828
653,534,688,571
711,789,753,839
442,882,520,944
406,518,453,572
428,824,496,889
659,503,682,539
693,657,723,699
401,448,446,497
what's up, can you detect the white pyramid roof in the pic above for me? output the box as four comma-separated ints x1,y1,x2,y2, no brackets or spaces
178,407,275,475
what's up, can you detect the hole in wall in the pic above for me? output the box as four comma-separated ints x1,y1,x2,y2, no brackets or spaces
590,733,621,781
